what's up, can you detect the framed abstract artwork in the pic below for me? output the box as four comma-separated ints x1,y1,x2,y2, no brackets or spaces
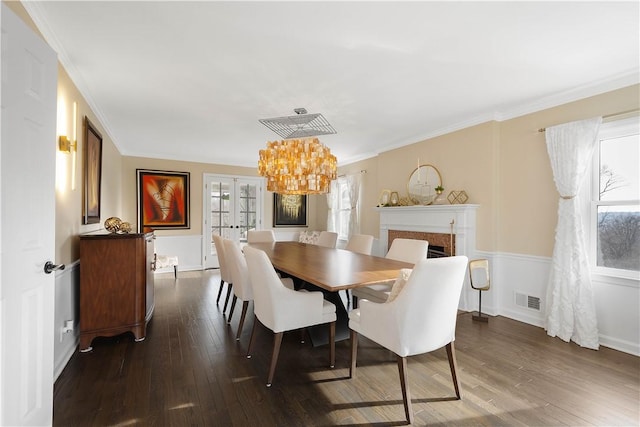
137,169,190,231
82,117,103,224
273,193,307,227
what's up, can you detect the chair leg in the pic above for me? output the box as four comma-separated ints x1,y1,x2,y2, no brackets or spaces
216,280,225,304
445,342,462,399
397,355,413,425
267,332,284,387
223,283,233,313
227,295,238,324
246,315,259,359
173,265,177,279
236,301,249,341
329,321,336,368
352,295,358,309
349,329,358,378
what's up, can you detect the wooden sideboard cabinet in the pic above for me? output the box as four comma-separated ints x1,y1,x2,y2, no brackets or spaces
79,231,155,352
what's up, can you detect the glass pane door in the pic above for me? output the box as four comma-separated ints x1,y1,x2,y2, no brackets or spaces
203,174,263,269
237,180,259,242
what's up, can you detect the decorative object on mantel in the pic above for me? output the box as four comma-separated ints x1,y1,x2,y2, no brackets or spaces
119,222,132,233
104,217,122,233
407,163,442,205
432,186,448,205
447,190,469,204
389,191,399,206
377,189,392,207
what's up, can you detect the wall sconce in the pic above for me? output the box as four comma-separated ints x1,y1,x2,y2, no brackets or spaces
58,135,77,153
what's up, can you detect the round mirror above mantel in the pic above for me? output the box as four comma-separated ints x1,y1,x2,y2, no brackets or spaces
407,164,442,205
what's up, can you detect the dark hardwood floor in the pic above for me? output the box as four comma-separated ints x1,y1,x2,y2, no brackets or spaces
53,270,640,426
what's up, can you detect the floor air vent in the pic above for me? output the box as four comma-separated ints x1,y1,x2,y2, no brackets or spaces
516,292,541,311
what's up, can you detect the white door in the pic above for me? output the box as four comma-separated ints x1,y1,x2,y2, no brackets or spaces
1,4,58,425
203,174,263,269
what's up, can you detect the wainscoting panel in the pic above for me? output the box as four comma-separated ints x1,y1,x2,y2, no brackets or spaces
54,261,79,381
492,251,639,356
53,243,637,384
154,235,203,273
493,252,549,328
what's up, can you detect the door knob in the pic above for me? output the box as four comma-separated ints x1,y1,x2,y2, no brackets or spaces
44,261,65,274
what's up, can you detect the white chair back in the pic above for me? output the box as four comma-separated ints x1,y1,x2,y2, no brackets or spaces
224,239,252,301
386,238,429,264
317,231,338,248
244,246,330,332
358,256,468,357
247,230,276,243
244,246,337,386
345,234,374,255
212,234,232,283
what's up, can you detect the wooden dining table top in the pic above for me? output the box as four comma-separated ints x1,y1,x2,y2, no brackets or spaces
247,241,413,292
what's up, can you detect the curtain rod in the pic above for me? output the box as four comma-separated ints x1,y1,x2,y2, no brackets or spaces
537,108,640,133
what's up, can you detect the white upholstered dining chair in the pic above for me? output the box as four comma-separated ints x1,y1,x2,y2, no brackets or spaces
212,234,233,313
247,229,276,243
224,239,252,338
351,238,429,307
344,234,374,255
342,234,375,306
349,256,468,424
317,231,338,248
224,239,293,340
243,246,337,387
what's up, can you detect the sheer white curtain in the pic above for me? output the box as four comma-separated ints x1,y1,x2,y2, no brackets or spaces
326,179,339,234
346,173,361,236
326,174,361,238
544,117,602,350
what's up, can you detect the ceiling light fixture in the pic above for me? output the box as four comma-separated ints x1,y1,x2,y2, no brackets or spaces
259,108,337,139
258,137,337,194
258,109,338,195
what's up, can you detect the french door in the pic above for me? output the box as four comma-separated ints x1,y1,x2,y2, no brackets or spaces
203,174,263,269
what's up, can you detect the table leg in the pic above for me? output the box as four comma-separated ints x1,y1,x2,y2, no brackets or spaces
302,283,350,347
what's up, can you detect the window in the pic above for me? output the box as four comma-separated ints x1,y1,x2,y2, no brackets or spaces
335,177,351,240
328,174,362,241
589,117,640,277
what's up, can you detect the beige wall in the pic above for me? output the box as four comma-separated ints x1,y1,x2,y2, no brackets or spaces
339,85,639,257
120,156,325,238
54,65,123,265
498,85,640,256
9,0,638,262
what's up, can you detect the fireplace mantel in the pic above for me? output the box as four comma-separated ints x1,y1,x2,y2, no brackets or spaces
374,204,479,258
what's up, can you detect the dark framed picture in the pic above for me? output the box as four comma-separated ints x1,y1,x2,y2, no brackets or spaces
273,193,307,227
82,117,102,224
137,169,190,231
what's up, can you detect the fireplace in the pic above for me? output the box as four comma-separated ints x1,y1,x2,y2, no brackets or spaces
374,204,478,260
375,204,479,311
387,230,454,258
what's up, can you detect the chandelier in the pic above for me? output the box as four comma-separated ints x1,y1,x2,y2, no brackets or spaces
258,138,337,195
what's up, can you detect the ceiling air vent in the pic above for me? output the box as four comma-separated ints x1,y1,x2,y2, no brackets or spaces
515,292,541,311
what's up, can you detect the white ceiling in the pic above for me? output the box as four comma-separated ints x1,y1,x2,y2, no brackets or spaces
25,1,639,167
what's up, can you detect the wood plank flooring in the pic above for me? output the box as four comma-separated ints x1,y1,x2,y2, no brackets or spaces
53,270,640,426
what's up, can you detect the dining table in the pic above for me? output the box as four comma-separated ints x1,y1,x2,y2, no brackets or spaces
247,241,414,345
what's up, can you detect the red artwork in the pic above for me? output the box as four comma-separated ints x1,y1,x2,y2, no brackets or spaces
137,170,190,230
